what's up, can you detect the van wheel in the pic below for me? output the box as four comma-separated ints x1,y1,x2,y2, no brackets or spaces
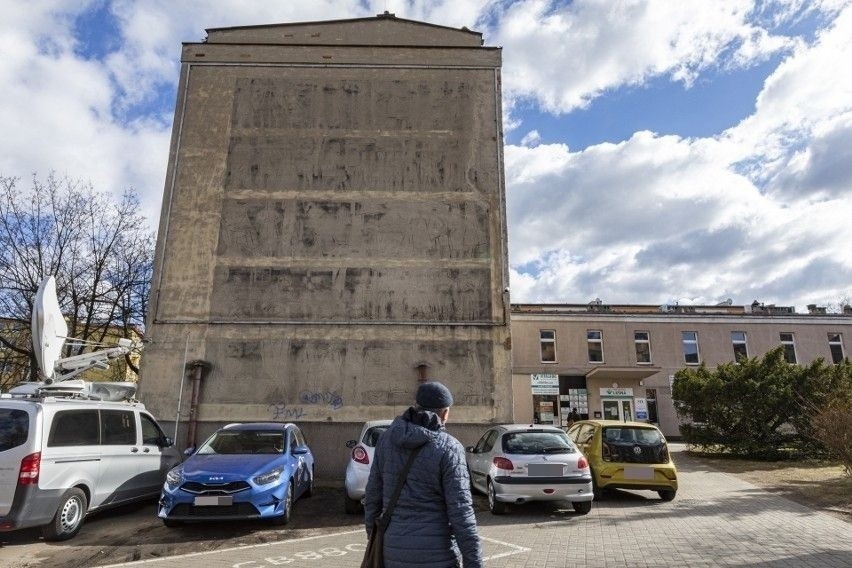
42,488,87,541
572,501,592,515
658,489,676,501
487,480,507,515
162,518,183,528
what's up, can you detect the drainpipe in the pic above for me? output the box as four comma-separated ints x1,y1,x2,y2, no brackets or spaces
185,360,211,449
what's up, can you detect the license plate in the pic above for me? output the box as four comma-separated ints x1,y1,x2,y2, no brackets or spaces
528,464,563,476
194,496,233,506
624,467,654,480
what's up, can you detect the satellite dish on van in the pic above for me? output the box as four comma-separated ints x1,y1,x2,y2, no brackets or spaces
31,276,68,381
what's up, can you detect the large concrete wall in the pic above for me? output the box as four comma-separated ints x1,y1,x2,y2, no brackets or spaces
141,17,511,478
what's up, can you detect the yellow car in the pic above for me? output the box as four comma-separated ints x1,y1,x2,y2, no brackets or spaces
566,420,678,501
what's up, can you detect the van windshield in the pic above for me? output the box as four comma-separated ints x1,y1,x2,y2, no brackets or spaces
0,409,29,452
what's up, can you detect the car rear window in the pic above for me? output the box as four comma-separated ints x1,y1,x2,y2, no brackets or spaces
362,426,388,448
603,427,664,445
502,431,576,455
0,409,30,452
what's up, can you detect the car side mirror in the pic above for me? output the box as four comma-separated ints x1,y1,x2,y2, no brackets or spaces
183,446,195,457
345,439,357,449
292,446,309,455
161,437,174,448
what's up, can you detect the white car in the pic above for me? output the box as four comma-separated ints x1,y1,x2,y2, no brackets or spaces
343,419,391,514
465,424,594,515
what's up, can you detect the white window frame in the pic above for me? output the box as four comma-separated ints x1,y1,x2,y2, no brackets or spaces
587,330,604,363
682,331,700,365
828,333,844,364
780,332,797,364
634,331,652,364
731,331,748,361
539,330,556,363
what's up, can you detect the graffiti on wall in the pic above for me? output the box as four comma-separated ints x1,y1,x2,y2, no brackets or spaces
268,390,345,420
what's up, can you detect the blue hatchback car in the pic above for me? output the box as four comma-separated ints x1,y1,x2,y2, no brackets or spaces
158,422,314,526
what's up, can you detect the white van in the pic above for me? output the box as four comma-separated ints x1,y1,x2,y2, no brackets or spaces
0,396,181,540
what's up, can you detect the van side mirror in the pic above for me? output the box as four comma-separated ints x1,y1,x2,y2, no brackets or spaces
161,437,174,448
345,439,357,449
292,446,309,455
183,446,195,457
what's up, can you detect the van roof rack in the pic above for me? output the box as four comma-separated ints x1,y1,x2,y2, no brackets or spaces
5,380,139,402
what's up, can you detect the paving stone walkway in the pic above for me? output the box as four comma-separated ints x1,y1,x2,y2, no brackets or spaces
101,447,852,567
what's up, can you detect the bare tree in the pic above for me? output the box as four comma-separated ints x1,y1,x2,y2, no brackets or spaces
0,173,154,388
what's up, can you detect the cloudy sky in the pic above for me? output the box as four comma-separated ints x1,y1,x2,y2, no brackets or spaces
1,0,850,311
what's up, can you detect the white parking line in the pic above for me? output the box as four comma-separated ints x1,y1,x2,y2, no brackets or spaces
481,536,532,561
102,530,531,566
100,529,364,567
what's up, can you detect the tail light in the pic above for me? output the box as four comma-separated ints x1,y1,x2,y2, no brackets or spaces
577,456,589,469
493,457,514,470
602,443,612,462
18,452,41,485
352,446,369,465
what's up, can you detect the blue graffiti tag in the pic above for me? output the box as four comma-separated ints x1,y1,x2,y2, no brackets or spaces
267,403,305,420
299,390,344,410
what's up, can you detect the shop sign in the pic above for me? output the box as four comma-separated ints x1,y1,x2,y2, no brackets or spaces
539,401,553,411
531,374,559,395
600,387,634,397
531,374,559,387
634,397,648,420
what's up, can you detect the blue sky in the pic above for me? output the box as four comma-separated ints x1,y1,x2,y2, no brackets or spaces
1,0,850,311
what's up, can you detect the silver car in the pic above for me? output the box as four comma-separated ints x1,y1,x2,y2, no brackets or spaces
466,424,594,515
343,420,391,514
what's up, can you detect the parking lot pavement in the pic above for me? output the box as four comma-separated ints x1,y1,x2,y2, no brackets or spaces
96,531,531,568
3,446,851,568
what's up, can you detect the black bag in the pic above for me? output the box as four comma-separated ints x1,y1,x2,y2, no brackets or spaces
361,446,423,568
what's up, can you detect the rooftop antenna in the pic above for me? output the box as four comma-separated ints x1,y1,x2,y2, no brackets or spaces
9,276,141,401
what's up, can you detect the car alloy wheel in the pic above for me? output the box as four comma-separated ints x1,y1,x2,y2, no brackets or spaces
487,479,507,515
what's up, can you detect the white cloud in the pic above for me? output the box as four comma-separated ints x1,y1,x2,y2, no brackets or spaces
507,4,852,309
519,130,542,147
492,0,798,115
2,0,850,309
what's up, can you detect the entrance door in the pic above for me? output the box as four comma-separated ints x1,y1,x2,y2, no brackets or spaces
601,399,633,421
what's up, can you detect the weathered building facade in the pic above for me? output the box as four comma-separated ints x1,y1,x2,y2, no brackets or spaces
141,15,511,475
511,302,851,437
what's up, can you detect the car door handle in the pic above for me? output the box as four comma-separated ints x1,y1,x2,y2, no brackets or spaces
131,447,139,453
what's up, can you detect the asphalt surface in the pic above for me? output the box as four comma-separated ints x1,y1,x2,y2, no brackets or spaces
1,446,850,567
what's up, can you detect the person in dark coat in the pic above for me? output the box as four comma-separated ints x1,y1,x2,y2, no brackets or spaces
364,381,482,568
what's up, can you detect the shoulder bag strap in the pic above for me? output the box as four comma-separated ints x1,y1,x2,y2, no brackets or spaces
380,445,424,529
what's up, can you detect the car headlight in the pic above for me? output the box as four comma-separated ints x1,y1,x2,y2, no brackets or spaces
165,467,183,489
253,467,284,486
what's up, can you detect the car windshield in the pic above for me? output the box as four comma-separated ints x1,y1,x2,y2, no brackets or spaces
362,426,388,447
603,427,664,445
197,430,284,455
502,431,576,455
